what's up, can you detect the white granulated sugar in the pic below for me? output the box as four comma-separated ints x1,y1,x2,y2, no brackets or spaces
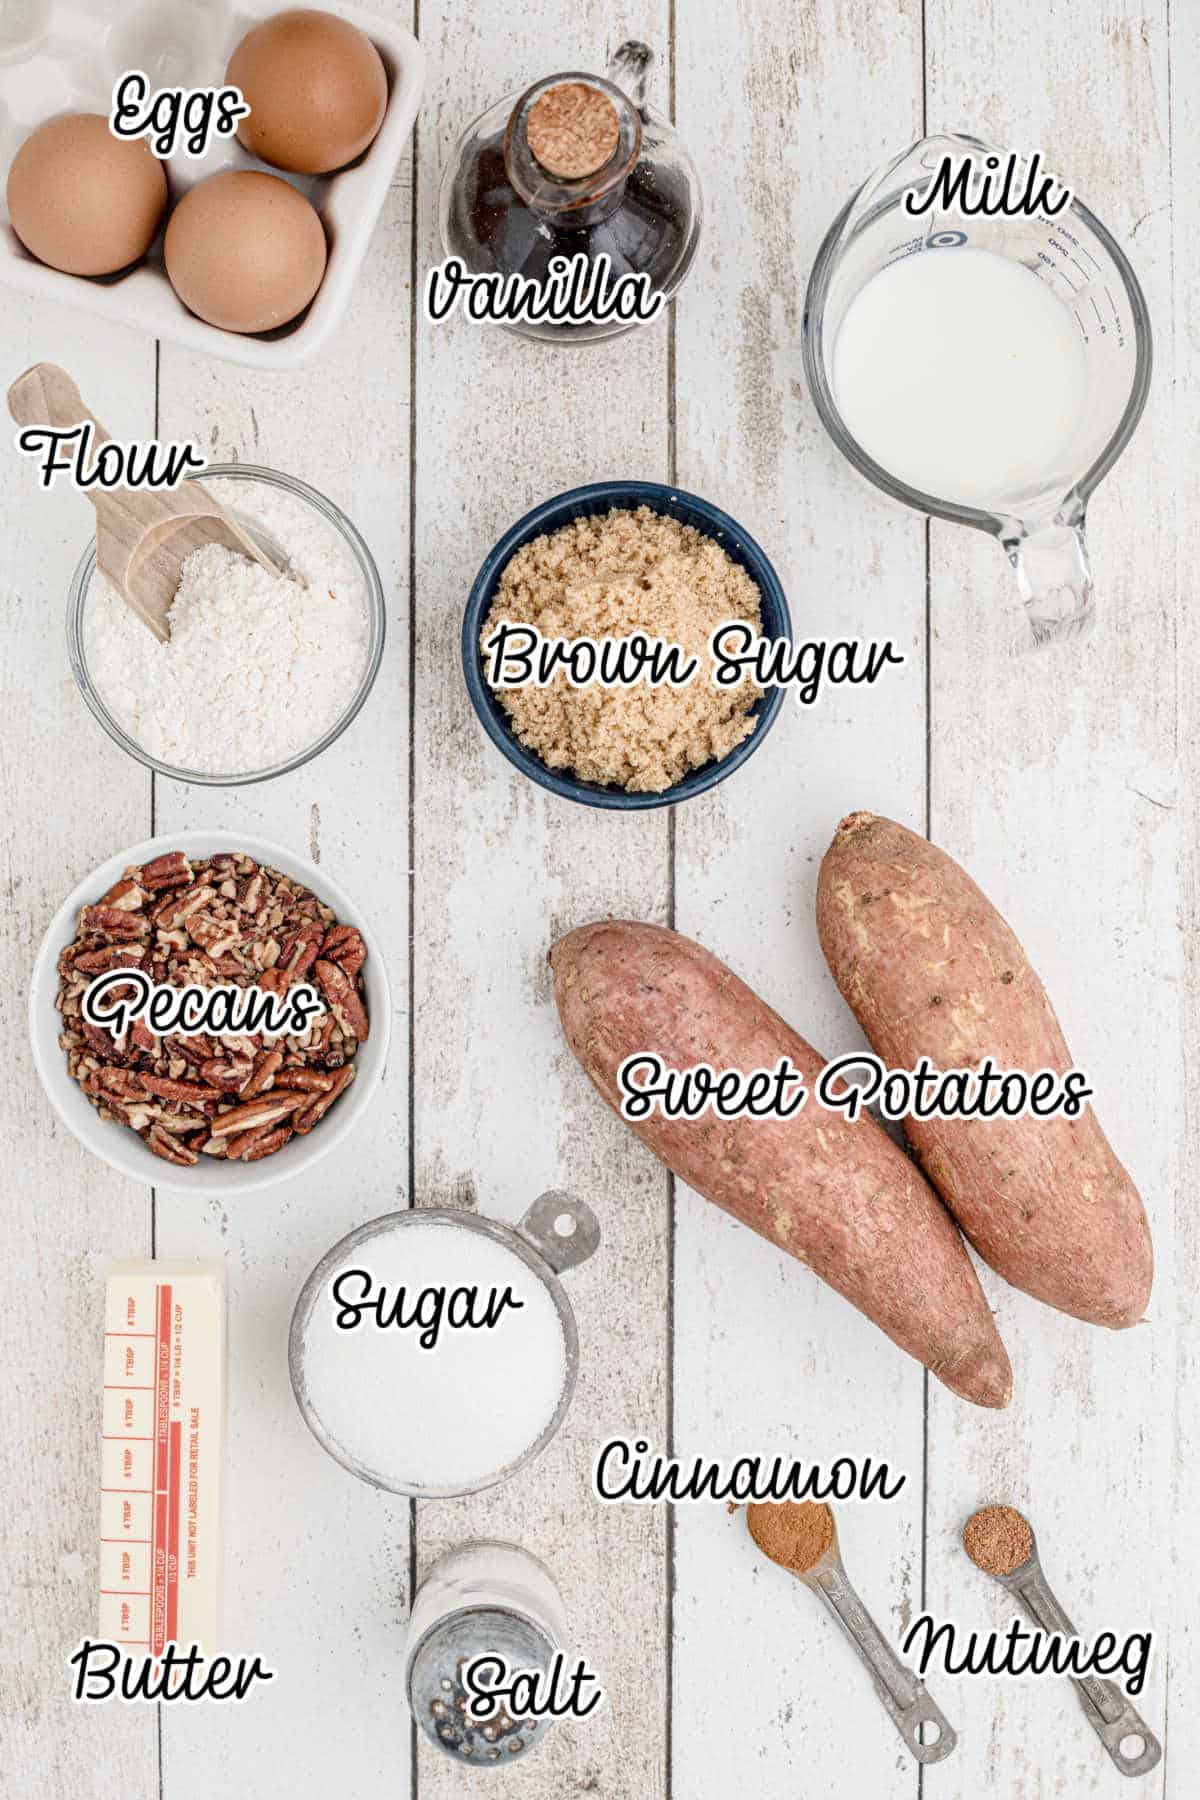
301,1218,569,1492
83,478,369,774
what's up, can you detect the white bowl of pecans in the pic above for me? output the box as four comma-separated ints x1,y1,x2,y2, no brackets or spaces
30,832,391,1194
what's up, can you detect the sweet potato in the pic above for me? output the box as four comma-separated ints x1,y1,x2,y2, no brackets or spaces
816,812,1152,1328
550,919,1012,1409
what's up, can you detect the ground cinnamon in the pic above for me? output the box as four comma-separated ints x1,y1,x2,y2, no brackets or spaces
746,1500,834,1573
962,1504,1033,1576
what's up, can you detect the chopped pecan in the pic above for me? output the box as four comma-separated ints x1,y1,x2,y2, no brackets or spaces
113,1102,150,1130
82,1021,132,1064
272,1067,333,1093
72,945,146,974
152,883,215,930
149,1109,210,1136
314,959,369,1042
79,905,150,940
136,1074,223,1105
141,852,192,891
164,1032,216,1065
200,1055,253,1094
293,1064,355,1132
238,873,264,913
94,1067,146,1102
206,1092,305,1138
279,920,324,984
166,951,219,987
222,1121,270,1158
188,913,242,959
240,1125,292,1162
241,1049,283,1100
146,1125,199,1167
320,924,366,977
223,1118,296,1160
99,877,148,911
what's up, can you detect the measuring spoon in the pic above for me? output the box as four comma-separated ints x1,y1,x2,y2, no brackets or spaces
974,1519,1161,1778
756,1508,956,1764
7,362,285,643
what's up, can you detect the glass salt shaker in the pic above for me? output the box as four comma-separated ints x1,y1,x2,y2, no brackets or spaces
404,1542,569,1767
438,40,702,344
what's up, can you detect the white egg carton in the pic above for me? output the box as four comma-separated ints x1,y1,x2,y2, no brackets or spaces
0,0,423,367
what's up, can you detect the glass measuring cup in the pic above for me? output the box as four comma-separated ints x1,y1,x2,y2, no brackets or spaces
803,133,1152,650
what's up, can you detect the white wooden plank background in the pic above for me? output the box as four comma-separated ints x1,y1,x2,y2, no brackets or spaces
0,1,1194,1796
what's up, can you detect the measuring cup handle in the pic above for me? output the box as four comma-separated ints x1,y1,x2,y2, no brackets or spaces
1005,518,1094,650
517,1191,601,1275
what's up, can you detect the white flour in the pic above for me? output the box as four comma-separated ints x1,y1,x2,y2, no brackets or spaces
300,1217,569,1492
83,477,369,775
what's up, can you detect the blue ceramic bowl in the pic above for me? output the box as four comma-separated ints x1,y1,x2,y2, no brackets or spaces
462,481,791,810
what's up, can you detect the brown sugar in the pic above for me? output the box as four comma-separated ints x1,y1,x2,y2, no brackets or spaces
746,1501,834,1574
482,506,763,794
962,1504,1033,1576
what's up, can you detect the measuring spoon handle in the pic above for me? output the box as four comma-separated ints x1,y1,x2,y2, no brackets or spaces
812,1563,956,1764
1012,1567,1161,1778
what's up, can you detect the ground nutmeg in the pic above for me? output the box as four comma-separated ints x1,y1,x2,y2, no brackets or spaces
962,1504,1033,1576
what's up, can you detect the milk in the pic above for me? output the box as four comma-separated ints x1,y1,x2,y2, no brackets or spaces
831,246,1088,508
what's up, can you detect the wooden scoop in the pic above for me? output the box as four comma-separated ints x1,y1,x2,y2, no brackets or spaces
7,363,285,643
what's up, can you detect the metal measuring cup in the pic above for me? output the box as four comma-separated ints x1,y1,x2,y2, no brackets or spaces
968,1514,1161,1778
289,1192,600,1498
752,1506,956,1764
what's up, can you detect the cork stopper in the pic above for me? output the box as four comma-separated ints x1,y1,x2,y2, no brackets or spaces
527,82,621,180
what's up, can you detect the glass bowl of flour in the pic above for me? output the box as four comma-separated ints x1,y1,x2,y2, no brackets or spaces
67,465,385,784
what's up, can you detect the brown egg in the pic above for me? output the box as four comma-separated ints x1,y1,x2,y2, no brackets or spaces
226,8,388,175
6,113,167,276
164,170,327,334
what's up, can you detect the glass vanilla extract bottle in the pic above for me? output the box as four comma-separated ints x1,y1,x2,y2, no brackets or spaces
438,40,702,344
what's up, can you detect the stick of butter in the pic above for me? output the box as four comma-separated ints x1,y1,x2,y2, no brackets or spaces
100,1260,225,1656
